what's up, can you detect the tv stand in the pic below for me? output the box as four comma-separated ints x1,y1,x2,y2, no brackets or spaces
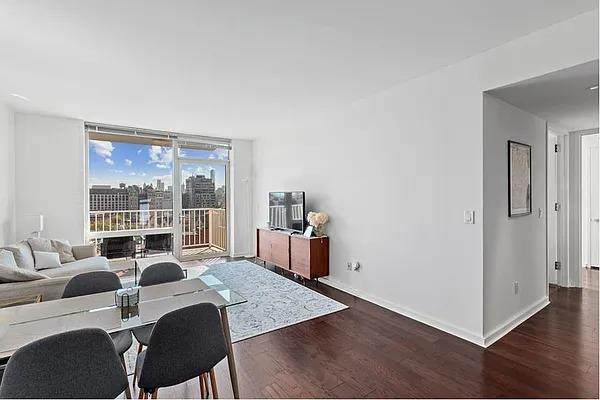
256,228,329,279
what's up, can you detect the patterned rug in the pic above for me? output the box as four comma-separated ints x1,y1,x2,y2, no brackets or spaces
123,260,347,372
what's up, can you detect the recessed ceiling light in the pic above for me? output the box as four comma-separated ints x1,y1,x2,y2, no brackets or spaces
10,93,31,101
589,85,599,91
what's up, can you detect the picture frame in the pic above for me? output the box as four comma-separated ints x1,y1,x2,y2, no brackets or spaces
507,140,532,217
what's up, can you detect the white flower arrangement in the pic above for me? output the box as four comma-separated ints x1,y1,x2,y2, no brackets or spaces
307,211,329,236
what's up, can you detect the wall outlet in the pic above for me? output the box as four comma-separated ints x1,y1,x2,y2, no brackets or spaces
514,281,519,295
347,261,360,271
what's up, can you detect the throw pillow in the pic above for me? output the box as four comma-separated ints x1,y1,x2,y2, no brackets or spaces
33,251,62,270
0,265,48,283
27,237,53,253
0,242,36,270
51,239,76,264
0,250,18,268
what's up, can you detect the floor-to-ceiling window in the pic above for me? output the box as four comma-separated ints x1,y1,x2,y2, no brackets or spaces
85,123,230,260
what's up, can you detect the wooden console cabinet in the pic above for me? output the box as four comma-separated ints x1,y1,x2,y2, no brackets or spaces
256,228,329,279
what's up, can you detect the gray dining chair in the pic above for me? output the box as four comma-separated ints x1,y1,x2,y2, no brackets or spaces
133,262,185,345
135,303,228,399
62,270,133,398
132,262,185,388
0,328,129,399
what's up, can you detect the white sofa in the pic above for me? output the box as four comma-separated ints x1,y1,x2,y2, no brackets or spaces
0,241,110,302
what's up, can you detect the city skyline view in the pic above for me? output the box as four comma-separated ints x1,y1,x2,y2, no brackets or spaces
88,139,226,189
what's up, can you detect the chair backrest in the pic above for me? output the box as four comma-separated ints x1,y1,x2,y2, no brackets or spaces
138,262,185,287
138,303,228,390
0,328,128,399
62,270,122,298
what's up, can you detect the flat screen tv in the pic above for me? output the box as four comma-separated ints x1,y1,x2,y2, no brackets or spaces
269,191,305,232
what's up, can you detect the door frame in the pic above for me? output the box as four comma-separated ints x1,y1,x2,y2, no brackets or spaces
547,132,559,286
546,129,570,287
173,142,231,261
582,134,599,268
568,128,599,287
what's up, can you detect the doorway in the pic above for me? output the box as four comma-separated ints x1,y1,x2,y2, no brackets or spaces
174,143,230,260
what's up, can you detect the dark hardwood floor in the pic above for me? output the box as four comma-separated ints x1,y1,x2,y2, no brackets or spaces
148,265,599,399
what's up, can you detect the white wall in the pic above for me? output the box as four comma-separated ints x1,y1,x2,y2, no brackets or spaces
0,103,15,245
482,95,548,343
15,113,86,244
253,10,598,344
230,139,254,256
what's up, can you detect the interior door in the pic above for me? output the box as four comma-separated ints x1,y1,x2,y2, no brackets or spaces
589,146,599,267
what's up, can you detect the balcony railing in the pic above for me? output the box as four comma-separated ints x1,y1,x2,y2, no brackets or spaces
89,208,226,251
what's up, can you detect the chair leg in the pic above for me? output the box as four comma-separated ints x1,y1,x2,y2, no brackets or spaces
205,374,211,398
138,389,145,399
119,353,132,399
199,375,206,399
132,344,143,387
209,369,219,399
151,389,158,399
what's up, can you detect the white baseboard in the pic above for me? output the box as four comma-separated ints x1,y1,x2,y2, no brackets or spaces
231,252,255,258
320,276,486,347
482,296,550,347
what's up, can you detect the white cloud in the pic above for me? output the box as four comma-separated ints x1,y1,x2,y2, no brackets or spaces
90,140,114,158
110,169,124,173
105,158,114,165
137,149,142,155
148,146,173,165
156,163,168,169
129,172,136,176
124,159,132,166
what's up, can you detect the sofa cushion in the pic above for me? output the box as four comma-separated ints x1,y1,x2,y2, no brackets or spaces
42,256,110,278
51,240,76,263
0,265,48,283
33,251,62,270
0,242,35,270
27,237,54,253
0,250,18,268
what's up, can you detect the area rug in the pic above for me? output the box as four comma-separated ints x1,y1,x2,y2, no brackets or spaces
201,260,347,342
123,260,347,372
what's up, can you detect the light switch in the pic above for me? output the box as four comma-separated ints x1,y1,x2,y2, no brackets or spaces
464,210,475,224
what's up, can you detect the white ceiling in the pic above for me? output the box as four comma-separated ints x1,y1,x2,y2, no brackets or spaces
489,60,599,132
0,0,597,138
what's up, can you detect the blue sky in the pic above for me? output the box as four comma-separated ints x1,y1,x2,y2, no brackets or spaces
88,140,226,189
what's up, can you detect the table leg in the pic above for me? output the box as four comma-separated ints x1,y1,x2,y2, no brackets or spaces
220,308,239,399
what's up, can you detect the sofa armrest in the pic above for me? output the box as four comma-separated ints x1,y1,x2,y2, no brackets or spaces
72,244,97,260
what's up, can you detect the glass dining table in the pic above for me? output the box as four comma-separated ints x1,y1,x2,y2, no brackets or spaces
0,275,246,398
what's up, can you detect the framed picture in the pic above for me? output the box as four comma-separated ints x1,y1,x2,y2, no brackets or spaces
508,140,532,217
